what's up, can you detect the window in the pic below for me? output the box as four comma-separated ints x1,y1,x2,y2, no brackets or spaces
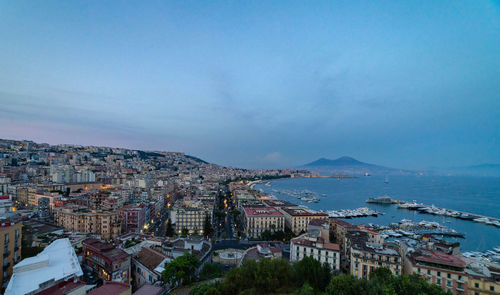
427,269,431,275
4,233,8,244
447,273,451,279
475,283,479,288
491,286,495,292
447,281,451,287
437,279,441,285
417,268,421,273
437,271,441,277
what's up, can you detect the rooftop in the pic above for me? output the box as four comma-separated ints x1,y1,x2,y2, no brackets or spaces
6,238,84,295
132,284,163,295
281,207,328,217
135,247,168,271
88,282,131,295
262,199,296,207
84,238,130,263
243,206,284,217
413,250,466,269
291,235,340,251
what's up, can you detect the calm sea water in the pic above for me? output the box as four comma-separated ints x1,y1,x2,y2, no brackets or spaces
255,175,500,252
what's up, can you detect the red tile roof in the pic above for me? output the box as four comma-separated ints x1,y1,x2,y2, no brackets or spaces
88,282,130,295
414,251,466,269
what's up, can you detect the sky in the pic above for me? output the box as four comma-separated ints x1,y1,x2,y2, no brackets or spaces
0,1,499,169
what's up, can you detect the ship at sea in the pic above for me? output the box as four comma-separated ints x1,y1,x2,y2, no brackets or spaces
366,195,394,204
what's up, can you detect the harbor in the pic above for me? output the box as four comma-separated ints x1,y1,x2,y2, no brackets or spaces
366,196,500,228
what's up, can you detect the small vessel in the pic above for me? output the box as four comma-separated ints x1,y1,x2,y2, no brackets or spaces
321,194,327,197
364,172,370,176
384,176,389,184
366,195,393,204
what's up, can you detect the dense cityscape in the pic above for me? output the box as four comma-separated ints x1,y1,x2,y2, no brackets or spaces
0,138,497,295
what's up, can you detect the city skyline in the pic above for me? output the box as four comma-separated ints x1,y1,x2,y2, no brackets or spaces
1,1,499,169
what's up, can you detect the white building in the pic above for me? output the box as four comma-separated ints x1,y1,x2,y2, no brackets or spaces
6,238,84,295
290,224,341,271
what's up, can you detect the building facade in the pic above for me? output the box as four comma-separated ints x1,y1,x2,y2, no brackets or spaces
0,220,22,292
54,206,121,240
290,232,341,271
467,275,498,295
280,207,328,235
348,231,402,279
404,250,468,295
171,202,213,235
83,238,131,284
242,206,285,239
118,204,147,233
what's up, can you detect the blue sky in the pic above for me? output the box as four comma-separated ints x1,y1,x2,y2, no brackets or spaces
0,1,499,169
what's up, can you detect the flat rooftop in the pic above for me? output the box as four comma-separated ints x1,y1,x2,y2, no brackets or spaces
243,206,284,217
281,207,328,217
6,238,83,295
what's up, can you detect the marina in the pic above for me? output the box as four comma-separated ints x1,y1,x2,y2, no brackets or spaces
367,218,466,239
395,200,500,228
365,196,500,227
327,207,382,218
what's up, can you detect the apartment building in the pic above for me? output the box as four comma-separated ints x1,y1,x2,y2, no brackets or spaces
171,201,213,235
348,231,402,279
467,274,499,295
404,249,468,295
54,205,121,240
290,224,340,271
83,238,131,284
242,206,285,239
280,207,328,234
118,204,147,233
0,220,22,291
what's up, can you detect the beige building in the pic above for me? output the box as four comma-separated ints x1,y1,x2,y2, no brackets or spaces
242,206,285,239
54,205,121,240
348,231,402,279
404,249,468,295
280,207,328,234
171,200,213,235
467,275,498,295
28,192,60,209
0,220,22,292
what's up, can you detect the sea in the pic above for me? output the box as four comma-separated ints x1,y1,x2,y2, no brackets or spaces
254,175,500,252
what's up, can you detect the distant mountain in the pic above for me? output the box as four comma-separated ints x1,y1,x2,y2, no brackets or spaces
301,156,412,175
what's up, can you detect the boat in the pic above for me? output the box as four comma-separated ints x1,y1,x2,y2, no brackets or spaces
366,195,393,204
384,176,389,184
321,194,327,197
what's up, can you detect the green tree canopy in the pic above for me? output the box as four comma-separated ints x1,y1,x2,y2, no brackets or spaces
162,253,200,287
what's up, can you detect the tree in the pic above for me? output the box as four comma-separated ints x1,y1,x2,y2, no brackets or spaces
199,262,225,280
166,218,175,237
326,275,365,295
181,228,189,238
162,253,200,287
293,256,331,292
261,230,272,241
203,214,213,238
